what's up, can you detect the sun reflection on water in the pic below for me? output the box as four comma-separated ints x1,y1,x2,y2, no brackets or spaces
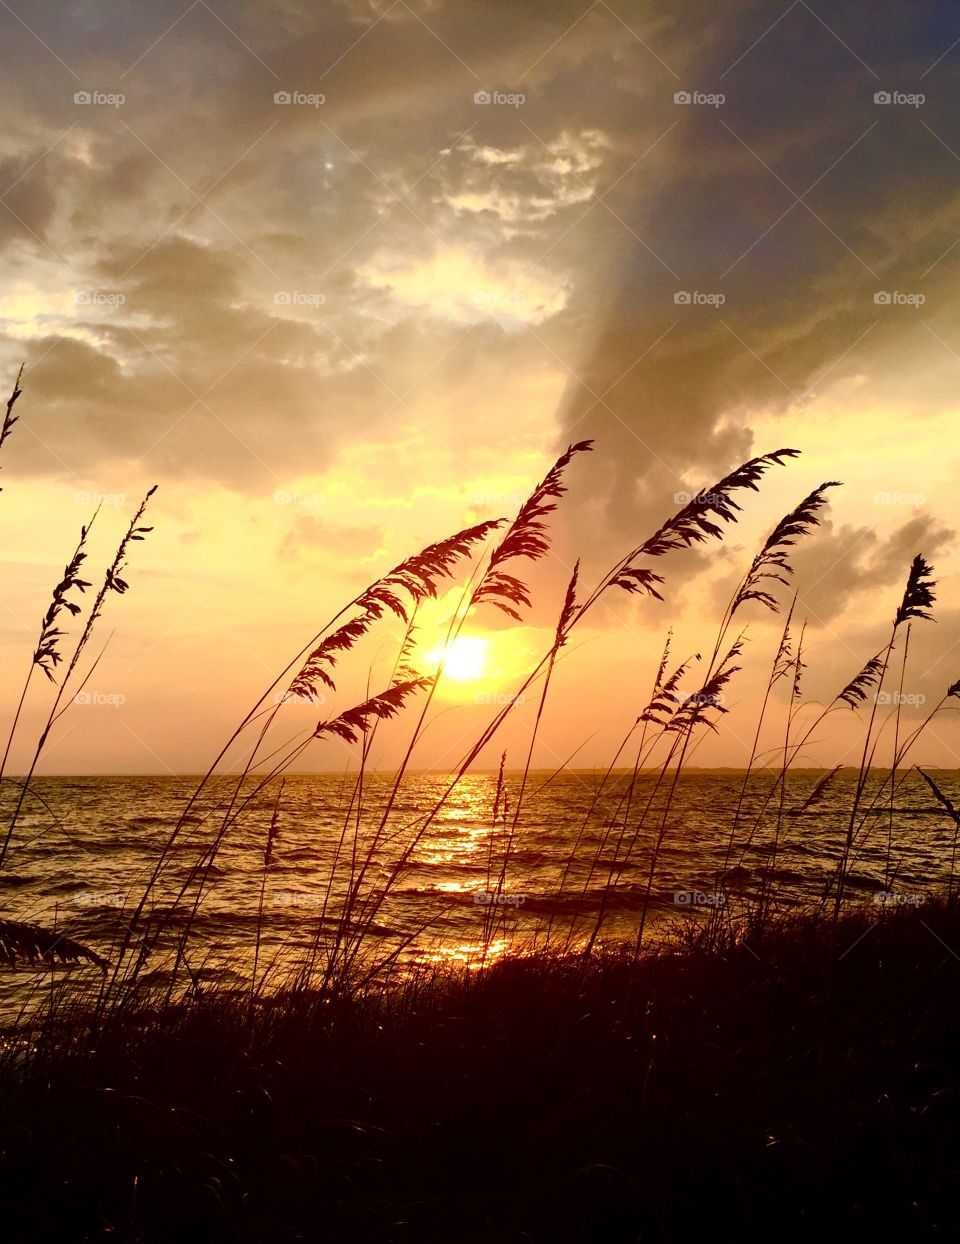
415,938,513,970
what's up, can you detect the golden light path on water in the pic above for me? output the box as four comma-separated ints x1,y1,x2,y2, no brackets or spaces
3,765,952,1021
409,775,523,969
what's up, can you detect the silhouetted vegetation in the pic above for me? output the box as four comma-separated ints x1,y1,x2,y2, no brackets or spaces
3,896,960,1241
2,369,960,1240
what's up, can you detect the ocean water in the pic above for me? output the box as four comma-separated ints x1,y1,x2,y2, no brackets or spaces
0,769,957,1006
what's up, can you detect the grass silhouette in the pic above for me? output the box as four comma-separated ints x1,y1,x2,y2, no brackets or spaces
1,369,960,1240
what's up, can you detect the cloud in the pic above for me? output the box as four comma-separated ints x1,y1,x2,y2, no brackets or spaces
1,0,959,771
278,514,384,563
0,1,947,513
790,515,956,626
546,0,960,551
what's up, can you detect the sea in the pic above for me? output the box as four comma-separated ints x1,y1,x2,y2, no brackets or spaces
0,769,957,1011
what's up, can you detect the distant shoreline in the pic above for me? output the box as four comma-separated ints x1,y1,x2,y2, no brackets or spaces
14,765,960,779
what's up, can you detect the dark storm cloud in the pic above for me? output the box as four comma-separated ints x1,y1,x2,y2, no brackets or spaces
788,514,955,627
1,0,626,483
553,0,960,543
0,0,958,537
0,5,634,441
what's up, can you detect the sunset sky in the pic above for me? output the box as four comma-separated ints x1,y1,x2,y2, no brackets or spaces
2,0,960,774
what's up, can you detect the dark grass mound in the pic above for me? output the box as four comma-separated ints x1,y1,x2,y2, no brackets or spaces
2,900,960,1242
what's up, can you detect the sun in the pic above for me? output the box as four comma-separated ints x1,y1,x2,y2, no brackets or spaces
430,636,489,682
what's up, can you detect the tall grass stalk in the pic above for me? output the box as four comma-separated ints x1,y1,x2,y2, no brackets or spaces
885,624,912,888
834,556,936,923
